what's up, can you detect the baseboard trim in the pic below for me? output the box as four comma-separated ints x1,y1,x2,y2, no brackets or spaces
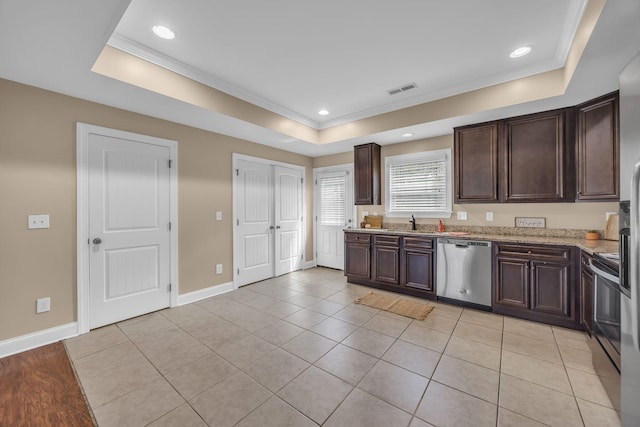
303,260,317,269
177,281,234,306
0,322,78,359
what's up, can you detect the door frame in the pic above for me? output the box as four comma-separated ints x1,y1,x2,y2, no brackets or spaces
313,163,355,269
232,153,306,288
76,123,178,335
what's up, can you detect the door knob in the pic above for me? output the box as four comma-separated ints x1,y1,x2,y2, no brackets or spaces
93,238,102,244
269,226,275,230
276,225,281,229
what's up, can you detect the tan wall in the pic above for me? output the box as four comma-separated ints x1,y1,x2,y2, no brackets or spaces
0,78,313,341
312,151,352,169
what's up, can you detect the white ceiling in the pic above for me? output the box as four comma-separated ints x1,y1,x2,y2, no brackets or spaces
1,0,640,157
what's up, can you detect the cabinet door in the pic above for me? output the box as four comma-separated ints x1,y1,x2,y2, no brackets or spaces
401,249,435,294
345,243,370,279
580,265,594,334
576,92,620,201
454,122,500,203
530,260,572,320
503,109,570,202
494,256,529,310
372,245,400,285
354,143,381,205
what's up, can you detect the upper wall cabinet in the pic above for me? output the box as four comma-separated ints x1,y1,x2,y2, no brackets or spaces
354,143,381,205
503,108,575,203
454,122,500,203
576,91,620,201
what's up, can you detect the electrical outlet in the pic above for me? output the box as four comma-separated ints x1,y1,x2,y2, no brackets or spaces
216,264,223,274
216,211,222,221
362,211,369,217
36,297,50,313
28,214,50,229
486,211,494,221
457,211,468,221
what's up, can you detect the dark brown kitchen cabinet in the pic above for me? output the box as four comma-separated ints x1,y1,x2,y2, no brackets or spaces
344,233,371,280
400,237,436,295
372,235,400,285
493,242,579,329
580,251,594,335
502,109,575,202
576,91,620,201
454,122,500,203
354,143,381,205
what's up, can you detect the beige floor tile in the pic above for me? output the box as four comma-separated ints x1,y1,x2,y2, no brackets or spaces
554,330,593,352
315,344,377,385
382,340,441,378
300,285,337,299
497,408,547,427
432,354,500,404
261,300,302,318
566,367,621,410
577,398,622,427
503,317,555,343
444,335,501,371
453,321,503,348
413,313,458,334
324,388,412,427
72,341,143,380
553,326,590,342
409,417,436,427
241,293,279,310
179,315,249,350
501,349,572,394
284,308,328,328
277,365,353,424
189,372,272,427
280,331,337,363
349,301,381,314
286,293,324,308
215,334,277,369
460,309,504,330
243,348,310,392
65,324,129,359
363,314,410,337
147,403,207,427
117,312,179,341
165,353,238,400
326,290,359,305
499,374,583,426
235,396,318,427
358,360,429,413
399,324,451,353
135,327,213,374
306,299,345,316
254,320,304,346
342,327,396,358
159,304,209,325
429,303,463,320
196,296,247,317
333,305,377,325
223,306,279,332
502,331,563,364
559,344,619,378
93,377,183,427
310,317,359,341
416,381,497,427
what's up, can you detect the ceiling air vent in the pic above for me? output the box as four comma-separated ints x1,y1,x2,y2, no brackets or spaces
387,82,417,95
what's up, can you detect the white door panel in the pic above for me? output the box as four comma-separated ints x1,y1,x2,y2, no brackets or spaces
275,166,303,276
89,134,171,328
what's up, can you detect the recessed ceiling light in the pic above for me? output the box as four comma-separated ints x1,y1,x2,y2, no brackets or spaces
510,46,532,58
318,109,329,116
152,25,175,40
401,133,414,138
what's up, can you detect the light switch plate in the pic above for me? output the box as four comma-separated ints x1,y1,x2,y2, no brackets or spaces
457,211,468,221
486,212,494,221
36,297,50,313
28,214,49,229
216,211,222,221
216,264,223,274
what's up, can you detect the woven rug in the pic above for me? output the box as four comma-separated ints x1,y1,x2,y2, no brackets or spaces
354,291,433,320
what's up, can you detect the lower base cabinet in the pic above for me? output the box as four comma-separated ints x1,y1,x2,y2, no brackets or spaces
580,251,594,335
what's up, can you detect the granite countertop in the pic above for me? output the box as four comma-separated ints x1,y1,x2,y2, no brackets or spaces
345,228,619,255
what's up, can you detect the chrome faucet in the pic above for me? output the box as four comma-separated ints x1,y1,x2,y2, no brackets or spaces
409,215,416,231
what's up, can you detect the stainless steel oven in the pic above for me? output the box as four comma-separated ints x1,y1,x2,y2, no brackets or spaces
590,255,621,371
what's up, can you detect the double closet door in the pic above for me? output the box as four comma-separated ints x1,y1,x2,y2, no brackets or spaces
235,158,304,287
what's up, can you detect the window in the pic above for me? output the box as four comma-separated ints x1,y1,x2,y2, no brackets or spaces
320,174,346,226
384,148,452,218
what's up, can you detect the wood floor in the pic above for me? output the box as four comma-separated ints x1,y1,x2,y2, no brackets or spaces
0,342,94,427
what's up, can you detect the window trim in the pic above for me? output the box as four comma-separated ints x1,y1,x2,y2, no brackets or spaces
384,148,453,219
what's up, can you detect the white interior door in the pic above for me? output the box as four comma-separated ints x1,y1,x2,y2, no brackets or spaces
275,166,303,276
88,134,171,329
236,159,274,286
315,169,353,269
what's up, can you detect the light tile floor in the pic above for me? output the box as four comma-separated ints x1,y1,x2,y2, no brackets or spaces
65,267,622,427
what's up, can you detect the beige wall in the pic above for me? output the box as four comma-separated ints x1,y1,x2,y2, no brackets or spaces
0,78,314,341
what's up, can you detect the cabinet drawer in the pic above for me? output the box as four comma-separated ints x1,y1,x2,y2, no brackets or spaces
345,233,372,244
496,243,571,261
403,237,434,250
374,235,401,247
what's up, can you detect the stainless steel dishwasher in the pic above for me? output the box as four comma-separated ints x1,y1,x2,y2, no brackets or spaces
437,238,492,308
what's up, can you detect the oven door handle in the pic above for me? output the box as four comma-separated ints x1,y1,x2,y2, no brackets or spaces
588,260,620,285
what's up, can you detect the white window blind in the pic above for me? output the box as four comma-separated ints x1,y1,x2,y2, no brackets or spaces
385,149,452,218
320,175,346,226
